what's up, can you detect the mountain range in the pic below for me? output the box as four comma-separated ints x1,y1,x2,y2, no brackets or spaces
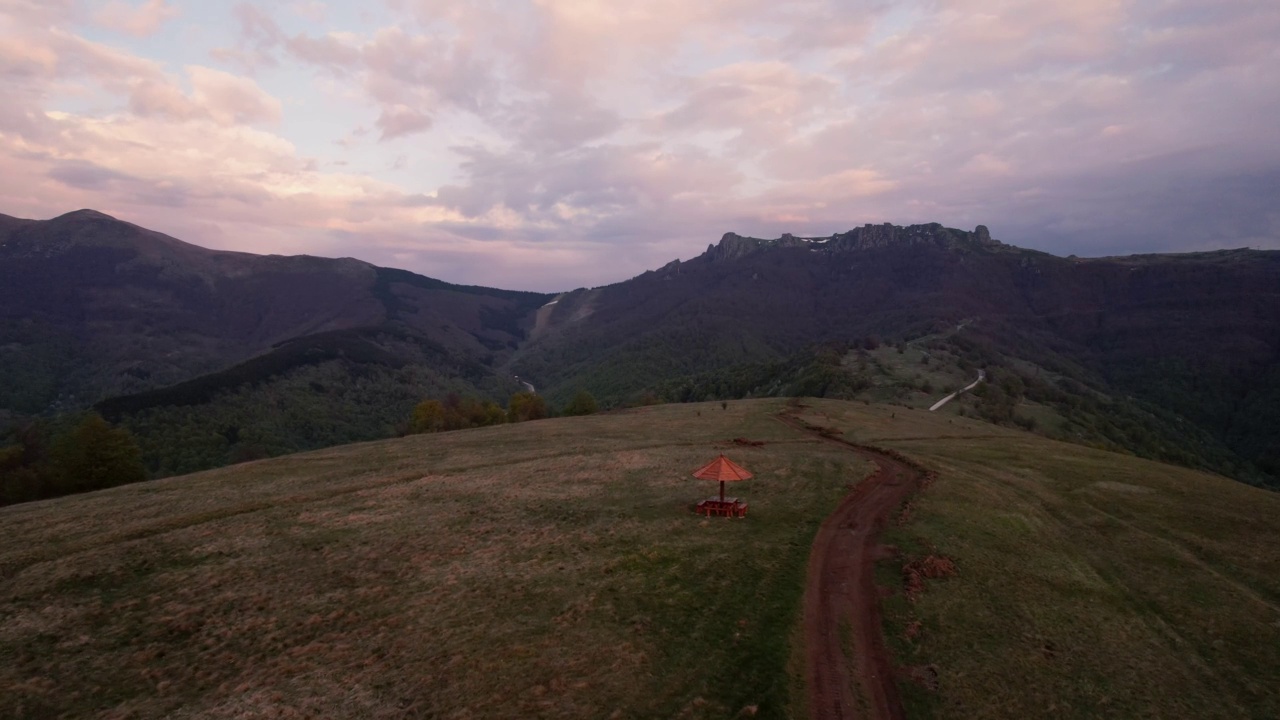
2,209,1277,487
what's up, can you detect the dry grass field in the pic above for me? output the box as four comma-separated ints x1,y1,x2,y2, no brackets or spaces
5,398,1278,719
795,400,1280,719
1,400,868,719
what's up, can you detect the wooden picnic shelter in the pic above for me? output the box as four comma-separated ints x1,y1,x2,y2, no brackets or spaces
692,454,752,518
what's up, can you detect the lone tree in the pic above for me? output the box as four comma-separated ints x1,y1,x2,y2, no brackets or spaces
508,391,548,423
562,390,598,416
410,399,446,433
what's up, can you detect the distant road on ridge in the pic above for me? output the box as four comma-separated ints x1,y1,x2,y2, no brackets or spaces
929,369,986,412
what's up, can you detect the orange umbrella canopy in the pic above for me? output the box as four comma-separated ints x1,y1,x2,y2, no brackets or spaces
692,455,753,503
691,454,754,482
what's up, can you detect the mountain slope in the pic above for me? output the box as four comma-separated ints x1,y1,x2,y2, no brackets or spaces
0,210,551,414
2,211,1277,487
510,225,1280,485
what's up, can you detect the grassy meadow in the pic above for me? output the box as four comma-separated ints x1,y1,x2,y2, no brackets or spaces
4,398,1278,719
795,399,1280,718
0,400,867,719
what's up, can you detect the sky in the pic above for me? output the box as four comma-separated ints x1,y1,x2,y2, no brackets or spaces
1,0,1278,291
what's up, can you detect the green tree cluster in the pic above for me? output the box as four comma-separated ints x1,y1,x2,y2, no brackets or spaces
1,413,147,505
408,391,555,434
562,391,598,416
507,391,548,423
410,394,508,433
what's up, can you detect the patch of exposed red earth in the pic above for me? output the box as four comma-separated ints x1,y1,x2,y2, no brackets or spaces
777,410,945,720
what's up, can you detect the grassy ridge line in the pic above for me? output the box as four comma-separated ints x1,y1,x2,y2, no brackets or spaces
1,400,865,719
0,473,419,579
0,426,734,574
797,400,1280,718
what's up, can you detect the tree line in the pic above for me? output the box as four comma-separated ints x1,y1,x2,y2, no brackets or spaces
407,390,598,434
1,413,147,505
0,390,603,505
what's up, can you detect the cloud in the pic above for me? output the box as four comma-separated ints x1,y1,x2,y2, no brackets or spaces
284,32,359,72
651,61,838,151
0,0,79,26
289,1,328,23
1,0,1278,291
186,66,282,126
0,21,281,127
94,0,178,37
310,25,500,141
47,160,135,190
374,105,433,140
210,3,284,71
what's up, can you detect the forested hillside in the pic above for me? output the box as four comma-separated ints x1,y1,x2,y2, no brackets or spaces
2,213,1277,494
511,228,1280,487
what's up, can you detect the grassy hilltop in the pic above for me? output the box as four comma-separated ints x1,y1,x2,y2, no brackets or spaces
792,400,1280,719
1,401,862,719
2,400,1278,719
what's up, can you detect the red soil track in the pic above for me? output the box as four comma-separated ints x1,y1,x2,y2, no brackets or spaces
777,412,926,720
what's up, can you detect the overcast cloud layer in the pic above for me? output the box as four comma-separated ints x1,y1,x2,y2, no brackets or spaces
2,0,1277,290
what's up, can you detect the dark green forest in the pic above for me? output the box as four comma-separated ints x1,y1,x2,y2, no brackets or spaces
0,413,146,505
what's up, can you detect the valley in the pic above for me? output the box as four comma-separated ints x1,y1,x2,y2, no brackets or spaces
3,211,1278,491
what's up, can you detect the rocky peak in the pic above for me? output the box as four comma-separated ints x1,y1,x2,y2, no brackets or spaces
704,232,769,262
827,223,1001,251
701,223,1001,262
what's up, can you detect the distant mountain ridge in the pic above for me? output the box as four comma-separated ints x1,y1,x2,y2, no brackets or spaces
2,209,1277,487
700,222,1002,263
510,223,1280,487
0,209,550,414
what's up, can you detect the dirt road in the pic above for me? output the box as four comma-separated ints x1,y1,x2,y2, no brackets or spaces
928,369,985,412
777,411,926,720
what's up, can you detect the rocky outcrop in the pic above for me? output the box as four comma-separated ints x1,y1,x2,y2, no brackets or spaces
704,233,769,261
827,222,1000,251
702,223,1001,261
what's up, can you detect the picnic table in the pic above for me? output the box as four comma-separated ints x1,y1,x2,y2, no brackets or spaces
691,454,752,520
696,496,748,518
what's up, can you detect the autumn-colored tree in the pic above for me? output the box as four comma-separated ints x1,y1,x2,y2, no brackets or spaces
508,392,548,423
410,399,446,433
481,401,507,426
412,397,507,434
562,390,598,416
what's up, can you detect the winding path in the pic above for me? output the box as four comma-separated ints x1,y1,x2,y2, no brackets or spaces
928,369,985,412
777,410,927,720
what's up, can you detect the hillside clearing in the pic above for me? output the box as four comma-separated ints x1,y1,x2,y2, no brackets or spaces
3,399,1278,718
1,401,865,719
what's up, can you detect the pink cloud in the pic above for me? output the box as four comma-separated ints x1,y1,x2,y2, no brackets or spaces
121,68,281,127
94,0,179,38
126,78,193,119
0,0,79,26
0,18,282,130
374,105,433,140
650,61,837,151
284,33,360,72
186,66,282,126
210,3,284,71
289,1,328,24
